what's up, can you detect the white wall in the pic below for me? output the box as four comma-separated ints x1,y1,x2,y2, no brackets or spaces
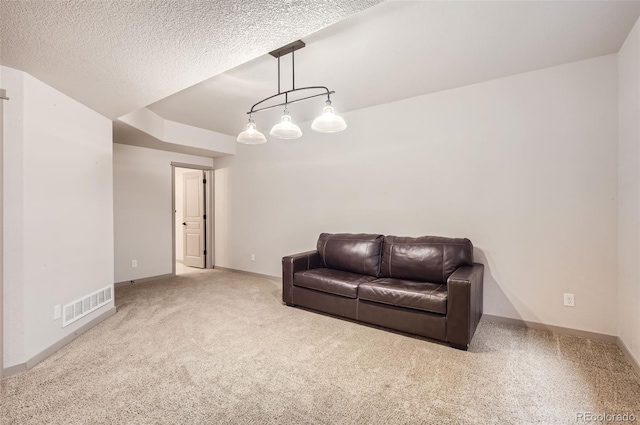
215,55,619,336
618,18,640,364
113,144,213,282
2,66,114,367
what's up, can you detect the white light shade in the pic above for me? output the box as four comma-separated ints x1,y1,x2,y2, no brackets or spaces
237,120,267,144
270,110,302,139
311,102,347,133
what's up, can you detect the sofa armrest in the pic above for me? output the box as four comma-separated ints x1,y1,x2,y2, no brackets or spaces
282,250,323,306
446,263,484,350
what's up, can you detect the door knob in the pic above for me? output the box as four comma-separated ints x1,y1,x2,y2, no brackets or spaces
182,222,186,226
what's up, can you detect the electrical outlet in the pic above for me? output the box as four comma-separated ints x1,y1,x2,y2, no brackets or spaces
250,254,256,261
563,293,575,307
132,260,138,268
54,304,61,320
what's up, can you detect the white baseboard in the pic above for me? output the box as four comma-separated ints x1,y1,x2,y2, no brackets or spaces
3,306,116,378
114,273,174,287
616,337,640,378
214,266,280,283
482,314,617,344
3,362,25,377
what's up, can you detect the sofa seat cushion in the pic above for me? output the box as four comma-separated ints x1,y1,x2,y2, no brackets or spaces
294,268,376,299
358,278,447,314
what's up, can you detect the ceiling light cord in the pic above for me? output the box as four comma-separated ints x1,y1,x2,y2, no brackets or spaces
236,40,347,145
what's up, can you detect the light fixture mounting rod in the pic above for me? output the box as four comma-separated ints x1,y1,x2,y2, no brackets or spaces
245,40,335,115
268,40,305,58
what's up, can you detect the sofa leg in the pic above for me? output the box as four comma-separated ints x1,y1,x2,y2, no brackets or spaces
450,343,469,351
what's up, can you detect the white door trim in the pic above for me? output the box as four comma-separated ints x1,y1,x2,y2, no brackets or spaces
1,88,6,378
171,163,214,276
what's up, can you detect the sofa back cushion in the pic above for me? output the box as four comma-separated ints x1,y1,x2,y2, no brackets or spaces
381,236,473,284
317,233,384,277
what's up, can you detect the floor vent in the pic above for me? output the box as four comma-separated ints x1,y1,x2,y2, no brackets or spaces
62,285,113,328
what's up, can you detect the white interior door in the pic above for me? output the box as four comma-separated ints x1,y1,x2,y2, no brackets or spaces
182,171,205,268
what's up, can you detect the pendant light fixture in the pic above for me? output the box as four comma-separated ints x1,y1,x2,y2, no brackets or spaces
236,40,346,144
270,108,302,139
236,116,267,144
311,99,347,133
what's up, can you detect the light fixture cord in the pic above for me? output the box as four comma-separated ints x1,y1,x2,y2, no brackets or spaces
292,49,296,90
277,56,281,94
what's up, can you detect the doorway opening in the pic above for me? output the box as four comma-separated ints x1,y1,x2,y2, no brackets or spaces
172,163,214,276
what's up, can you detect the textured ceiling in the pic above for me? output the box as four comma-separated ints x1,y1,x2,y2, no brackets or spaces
0,0,381,119
148,0,640,137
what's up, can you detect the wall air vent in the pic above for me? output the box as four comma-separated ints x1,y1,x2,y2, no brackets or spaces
62,285,113,328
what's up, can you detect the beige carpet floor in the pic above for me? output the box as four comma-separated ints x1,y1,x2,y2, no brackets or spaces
1,269,639,424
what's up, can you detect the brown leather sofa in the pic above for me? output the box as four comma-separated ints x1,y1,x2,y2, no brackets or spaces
282,233,484,349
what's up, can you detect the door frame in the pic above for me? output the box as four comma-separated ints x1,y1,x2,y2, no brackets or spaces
1,88,6,378
171,162,214,275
